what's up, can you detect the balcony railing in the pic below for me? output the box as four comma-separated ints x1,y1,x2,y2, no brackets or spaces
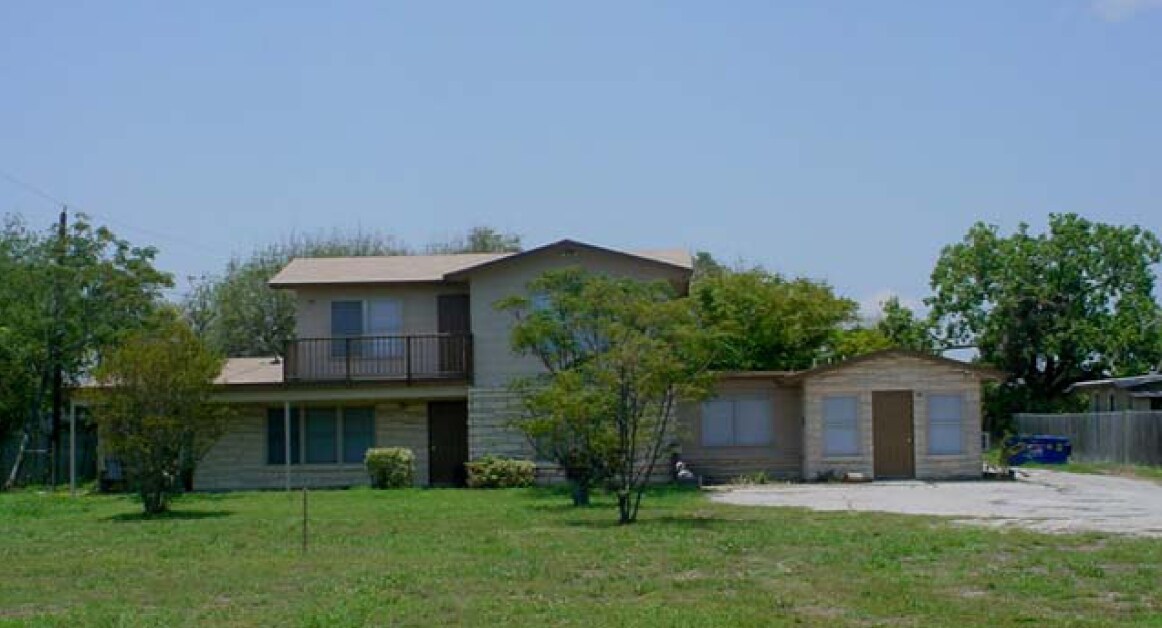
284,334,472,384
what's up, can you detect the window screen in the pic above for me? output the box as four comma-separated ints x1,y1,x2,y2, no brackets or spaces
331,300,364,357
266,408,301,465
305,408,338,463
823,396,859,456
342,407,375,463
928,394,964,454
701,397,773,447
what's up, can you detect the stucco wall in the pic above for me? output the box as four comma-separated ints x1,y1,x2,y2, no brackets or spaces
465,248,690,387
802,354,984,481
676,377,803,482
194,401,431,490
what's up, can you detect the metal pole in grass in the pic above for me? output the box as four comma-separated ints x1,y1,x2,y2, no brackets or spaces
284,401,292,492
69,400,76,497
302,486,308,554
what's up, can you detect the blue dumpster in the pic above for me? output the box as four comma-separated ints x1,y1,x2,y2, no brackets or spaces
1005,435,1072,465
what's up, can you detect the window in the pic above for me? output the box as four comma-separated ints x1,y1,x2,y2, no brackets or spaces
823,396,859,456
266,406,375,465
701,397,773,447
342,407,375,463
331,299,403,357
305,408,338,463
928,394,964,455
267,408,302,465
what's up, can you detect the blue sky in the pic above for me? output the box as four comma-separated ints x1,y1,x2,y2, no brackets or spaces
2,1,1160,314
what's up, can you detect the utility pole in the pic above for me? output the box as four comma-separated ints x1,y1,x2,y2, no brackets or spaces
49,206,67,487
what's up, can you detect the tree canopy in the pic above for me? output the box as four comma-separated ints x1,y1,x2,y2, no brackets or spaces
693,265,859,371
500,268,714,523
0,213,171,455
92,310,230,514
928,213,1162,422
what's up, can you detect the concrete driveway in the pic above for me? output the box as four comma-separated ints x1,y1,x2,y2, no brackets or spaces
711,469,1162,537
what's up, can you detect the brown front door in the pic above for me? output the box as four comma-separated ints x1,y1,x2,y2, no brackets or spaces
873,390,915,479
437,294,471,374
428,400,469,486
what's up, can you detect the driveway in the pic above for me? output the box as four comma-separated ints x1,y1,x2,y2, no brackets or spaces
711,469,1162,537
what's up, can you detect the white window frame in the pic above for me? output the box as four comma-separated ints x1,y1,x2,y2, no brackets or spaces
927,394,965,455
268,405,377,467
822,395,860,457
700,396,774,448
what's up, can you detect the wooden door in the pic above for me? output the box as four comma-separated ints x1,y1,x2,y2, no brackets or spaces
428,400,469,486
437,294,471,373
873,391,915,479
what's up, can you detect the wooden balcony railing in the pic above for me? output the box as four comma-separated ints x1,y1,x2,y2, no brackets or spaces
283,334,472,384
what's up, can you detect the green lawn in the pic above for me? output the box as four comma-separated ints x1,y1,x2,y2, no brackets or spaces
2,487,1161,627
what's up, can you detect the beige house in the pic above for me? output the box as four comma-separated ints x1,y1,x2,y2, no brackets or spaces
196,239,690,490
194,240,998,490
677,350,1002,482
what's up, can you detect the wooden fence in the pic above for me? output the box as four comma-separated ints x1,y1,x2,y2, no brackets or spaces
1014,411,1162,466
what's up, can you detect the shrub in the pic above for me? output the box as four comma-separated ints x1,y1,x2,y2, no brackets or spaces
465,455,536,488
365,448,415,489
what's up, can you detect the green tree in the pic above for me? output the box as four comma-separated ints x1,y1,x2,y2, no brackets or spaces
500,269,714,523
693,267,859,371
426,226,522,254
92,312,230,514
928,214,1162,429
877,296,936,352
830,326,894,359
0,213,171,485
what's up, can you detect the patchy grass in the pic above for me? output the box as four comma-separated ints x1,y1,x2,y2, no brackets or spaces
1,487,1161,626
1022,462,1162,483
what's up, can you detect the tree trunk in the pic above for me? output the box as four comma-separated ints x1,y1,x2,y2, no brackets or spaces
571,483,590,507
139,475,170,515
617,490,633,524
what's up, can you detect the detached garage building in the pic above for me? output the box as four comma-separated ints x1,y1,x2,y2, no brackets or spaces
678,350,1002,482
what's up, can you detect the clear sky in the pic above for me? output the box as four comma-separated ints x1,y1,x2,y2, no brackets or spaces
2,1,1160,314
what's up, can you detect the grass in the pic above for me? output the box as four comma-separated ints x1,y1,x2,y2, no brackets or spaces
2,487,1161,627
1022,461,1162,483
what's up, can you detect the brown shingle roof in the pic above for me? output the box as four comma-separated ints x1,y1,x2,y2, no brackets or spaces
215,357,284,386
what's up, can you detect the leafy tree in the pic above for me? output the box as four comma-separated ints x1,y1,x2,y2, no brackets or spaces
186,227,520,357
92,311,230,514
928,214,1162,429
693,267,859,371
500,269,714,523
830,326,894,359
877,296,936,352
0,213,171,485
426,226,522,254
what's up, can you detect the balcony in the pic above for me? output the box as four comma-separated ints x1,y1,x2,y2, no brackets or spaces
284,334,472,384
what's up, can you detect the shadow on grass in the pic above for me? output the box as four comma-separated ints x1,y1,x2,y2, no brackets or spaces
559,514,740,529
106,509,234,522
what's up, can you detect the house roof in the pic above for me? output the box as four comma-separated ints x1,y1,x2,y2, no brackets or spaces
215,357,283,386
1067,374,1162,392
269,239,693,287
785,349,1006,382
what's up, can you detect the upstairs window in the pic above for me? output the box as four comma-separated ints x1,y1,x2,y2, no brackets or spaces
330,299,402,357
701,397,774,447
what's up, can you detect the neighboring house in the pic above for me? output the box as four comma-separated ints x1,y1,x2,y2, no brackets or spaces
1068,375,1162,412
677,350,1002,482
192,239,998,490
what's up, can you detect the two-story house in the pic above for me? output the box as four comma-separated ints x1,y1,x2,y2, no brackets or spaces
194,238,999,491
195,239,691,490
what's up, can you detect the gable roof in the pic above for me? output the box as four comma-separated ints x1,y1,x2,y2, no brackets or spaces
268,239,692,287
442,239,692,281
787,349,1005,382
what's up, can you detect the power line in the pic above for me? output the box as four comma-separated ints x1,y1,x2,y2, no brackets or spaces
0,167,233,257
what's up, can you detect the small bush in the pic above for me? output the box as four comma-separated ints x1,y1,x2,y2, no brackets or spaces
365,448,415,489
465,455,536,488
729,471,775,485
